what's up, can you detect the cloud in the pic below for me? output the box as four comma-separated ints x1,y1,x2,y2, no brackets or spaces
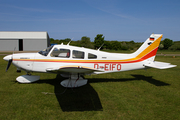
0,4,53,13
0,12,86,22
82,0,132,19
97,8,129,19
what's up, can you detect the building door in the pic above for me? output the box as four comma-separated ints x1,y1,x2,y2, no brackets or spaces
19,39,23,51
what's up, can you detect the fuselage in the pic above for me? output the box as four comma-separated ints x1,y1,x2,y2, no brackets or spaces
4,44,150,74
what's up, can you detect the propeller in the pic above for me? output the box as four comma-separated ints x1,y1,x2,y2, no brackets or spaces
4,47,16,72
6,58,12,72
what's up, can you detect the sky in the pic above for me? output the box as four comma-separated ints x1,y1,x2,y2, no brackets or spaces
0,0,180,42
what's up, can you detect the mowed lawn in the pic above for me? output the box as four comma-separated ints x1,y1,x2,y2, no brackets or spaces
0,55,179,120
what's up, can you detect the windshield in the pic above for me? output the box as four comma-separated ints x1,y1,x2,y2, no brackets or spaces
38,45,53,56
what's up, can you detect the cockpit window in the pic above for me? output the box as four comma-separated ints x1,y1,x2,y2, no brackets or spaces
51,48,70,58
38,46,53,56
88,53,97,59
73,50,84,59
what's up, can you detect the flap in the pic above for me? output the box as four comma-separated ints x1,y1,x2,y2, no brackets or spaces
46,65,103,74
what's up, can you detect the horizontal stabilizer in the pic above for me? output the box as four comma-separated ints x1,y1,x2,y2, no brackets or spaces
144,61,177,69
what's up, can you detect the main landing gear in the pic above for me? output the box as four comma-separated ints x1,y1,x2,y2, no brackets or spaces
60,74,88,88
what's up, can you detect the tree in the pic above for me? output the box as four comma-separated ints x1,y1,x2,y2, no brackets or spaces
111,41,121,50
94,34,105,49
168,42,180,51
80,36,93,48
70,40,81,47
159,44,164,50
50,38,55,43
50,38,60,44
59,38,71,44
104,41,112,50
121,42,128,50
162,38,173,49
129,40,135,44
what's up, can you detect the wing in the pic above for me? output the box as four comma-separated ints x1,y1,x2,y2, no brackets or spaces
46,65,104,74
144,61,176,69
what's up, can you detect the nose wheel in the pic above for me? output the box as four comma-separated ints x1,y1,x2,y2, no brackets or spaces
26,72,32,75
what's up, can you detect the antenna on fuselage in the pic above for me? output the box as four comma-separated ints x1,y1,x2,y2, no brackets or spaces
67,37,74,45
97,43,104,51
13,47,16,54
67,41,71,45
61,43,63,45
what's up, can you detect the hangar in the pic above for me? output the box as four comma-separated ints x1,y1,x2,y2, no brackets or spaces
0,31,50,51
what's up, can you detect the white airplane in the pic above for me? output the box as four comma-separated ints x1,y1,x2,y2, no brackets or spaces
3,34,176,88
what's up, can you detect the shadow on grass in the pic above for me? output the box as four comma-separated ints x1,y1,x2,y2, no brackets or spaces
131,74,170,86
34,74,169,111
88,74,170,86
35,74,103,112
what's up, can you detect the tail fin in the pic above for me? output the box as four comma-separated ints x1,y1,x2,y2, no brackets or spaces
132,34,163,62
131,34,176,69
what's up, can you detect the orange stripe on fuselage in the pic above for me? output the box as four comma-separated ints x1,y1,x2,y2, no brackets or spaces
13,47,159,64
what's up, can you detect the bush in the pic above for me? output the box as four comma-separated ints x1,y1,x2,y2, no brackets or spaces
159,44,164,50
121,42,128,50
168,43,180,51
162,38,173,49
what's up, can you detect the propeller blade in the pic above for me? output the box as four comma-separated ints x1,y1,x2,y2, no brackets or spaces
6,59,12,72
4,47,15,72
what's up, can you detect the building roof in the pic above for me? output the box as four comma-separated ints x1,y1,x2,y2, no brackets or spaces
0,31,49,39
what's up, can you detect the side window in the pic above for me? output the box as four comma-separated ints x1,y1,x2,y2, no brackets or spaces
88,53,97,59
51,48,70,58
73,50,84,59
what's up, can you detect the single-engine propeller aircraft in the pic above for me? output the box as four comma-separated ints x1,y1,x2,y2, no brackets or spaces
3,34,176,88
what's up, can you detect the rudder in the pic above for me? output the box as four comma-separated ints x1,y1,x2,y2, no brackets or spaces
132,34,163,62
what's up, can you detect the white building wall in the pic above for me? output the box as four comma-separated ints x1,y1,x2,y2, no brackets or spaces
0,31,50,51
0,40,19,51
0,32,48,39
23,39,47,51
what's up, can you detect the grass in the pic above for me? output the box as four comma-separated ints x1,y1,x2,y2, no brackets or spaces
156,50,180,54
0,55,180,120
